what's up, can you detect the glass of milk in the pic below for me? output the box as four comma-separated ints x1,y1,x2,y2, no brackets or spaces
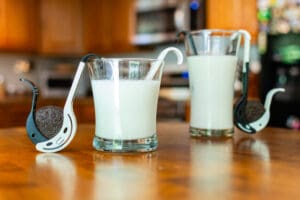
87,58,163,152
183,29,241,137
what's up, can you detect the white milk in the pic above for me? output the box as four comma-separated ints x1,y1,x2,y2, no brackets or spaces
187,55,237,130
91,80,160,140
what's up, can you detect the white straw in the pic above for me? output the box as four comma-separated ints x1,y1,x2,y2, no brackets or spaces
145,47,183,80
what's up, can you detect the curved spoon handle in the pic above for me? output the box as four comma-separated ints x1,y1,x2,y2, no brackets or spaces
264,88,285,111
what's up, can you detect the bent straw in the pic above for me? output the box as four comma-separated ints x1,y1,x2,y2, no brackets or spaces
145,47,183,80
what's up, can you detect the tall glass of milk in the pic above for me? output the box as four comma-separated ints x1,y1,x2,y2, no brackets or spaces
87,57,163,152
183,29,242,137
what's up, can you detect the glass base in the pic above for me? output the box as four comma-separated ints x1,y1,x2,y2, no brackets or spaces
190,126,233,138
93,134,158,152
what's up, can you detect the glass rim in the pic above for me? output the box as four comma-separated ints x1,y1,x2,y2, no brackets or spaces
86,57,159,63
189,29,238,35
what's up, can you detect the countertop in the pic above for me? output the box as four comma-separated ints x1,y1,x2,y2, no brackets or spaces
0,122,300,199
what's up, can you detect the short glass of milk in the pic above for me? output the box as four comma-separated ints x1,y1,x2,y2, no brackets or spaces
87,58,163,152
183,29,241,137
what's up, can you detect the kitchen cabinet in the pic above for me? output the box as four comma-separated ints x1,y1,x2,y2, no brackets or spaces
206,0,258,43
40,0,136,55
0,0,38,52
0,0,136,55
82,0,136,54
110,0,136,52
82,0,112,53
39,0,84,55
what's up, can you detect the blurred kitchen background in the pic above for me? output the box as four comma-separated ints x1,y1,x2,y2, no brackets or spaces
0,0,299,129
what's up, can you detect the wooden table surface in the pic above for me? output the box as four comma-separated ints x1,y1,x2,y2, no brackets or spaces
0,122,300,200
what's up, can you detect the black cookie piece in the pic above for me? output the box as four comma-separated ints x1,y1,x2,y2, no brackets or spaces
245,101,265,123
35,106,63,139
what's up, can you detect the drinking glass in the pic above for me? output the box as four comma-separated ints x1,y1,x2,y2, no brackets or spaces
87,58,163,152
183,29,241,137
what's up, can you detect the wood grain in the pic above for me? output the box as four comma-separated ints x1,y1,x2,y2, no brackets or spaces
0,0,38,52
39,0,84,55
0,122,300,199
82,0,137,54
207,0,259,43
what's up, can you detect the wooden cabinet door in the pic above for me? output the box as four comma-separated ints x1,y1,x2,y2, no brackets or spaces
110,0,136,52
82,0,112,53
39,0,83,55
0,0,6,48
206,0,258,43
0,0,135,54
0,0,38,52
82,0,136,54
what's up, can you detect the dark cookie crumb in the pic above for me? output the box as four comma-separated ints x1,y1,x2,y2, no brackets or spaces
245,101,265,123
35,106,63,139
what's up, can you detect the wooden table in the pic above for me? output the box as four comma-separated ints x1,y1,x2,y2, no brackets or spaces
0,122,300,199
